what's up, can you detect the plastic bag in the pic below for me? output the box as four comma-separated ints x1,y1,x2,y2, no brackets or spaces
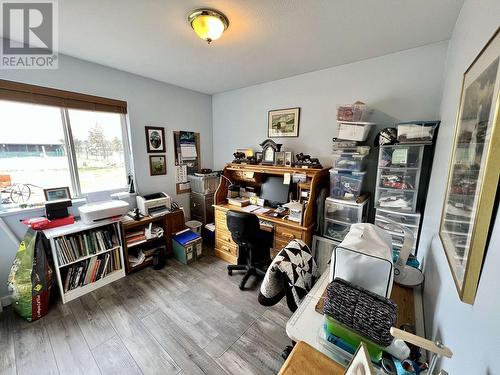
7,228,54,322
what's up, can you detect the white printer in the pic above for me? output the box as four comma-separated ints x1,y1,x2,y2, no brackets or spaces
136,192,171,216
79,200,129,224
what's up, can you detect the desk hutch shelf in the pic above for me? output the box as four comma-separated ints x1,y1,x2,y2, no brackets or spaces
214,164,329,264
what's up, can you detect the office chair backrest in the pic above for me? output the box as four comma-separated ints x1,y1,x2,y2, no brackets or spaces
226,210,260,246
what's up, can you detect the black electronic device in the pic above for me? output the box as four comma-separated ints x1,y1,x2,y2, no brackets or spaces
260,176,290,208
45,199,72,220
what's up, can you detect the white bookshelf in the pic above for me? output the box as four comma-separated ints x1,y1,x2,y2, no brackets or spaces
44,219,126,304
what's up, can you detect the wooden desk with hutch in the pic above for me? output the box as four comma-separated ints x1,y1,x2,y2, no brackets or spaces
213,164,329,264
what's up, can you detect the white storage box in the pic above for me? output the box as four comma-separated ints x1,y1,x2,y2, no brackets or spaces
336,122,375,141
188,174,220,194
328,223,394,298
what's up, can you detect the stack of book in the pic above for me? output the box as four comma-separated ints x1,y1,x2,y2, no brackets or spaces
62,248,121,292
125,229,147,246
54,224,119,266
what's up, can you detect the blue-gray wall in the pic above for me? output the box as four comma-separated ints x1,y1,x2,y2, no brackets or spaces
0,53,213,300
418,0,500,373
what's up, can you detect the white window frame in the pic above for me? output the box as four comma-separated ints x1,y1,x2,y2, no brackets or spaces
60,108,134,198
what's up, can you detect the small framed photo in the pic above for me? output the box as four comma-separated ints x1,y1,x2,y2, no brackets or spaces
284,151,294,167
275,151,285,166
254,152,263,163
44,187,71,202
268,107,300,138
149,155,167,176
145,126,166,153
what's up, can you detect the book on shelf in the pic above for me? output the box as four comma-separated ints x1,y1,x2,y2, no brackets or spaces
55,224,120,266
227,197,250,207
62,248,122,293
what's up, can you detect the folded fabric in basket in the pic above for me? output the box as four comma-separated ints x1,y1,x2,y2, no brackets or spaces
322,278,397,347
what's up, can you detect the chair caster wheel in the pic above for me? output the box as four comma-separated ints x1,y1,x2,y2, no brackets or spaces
228,269,232,276
239,284,245,290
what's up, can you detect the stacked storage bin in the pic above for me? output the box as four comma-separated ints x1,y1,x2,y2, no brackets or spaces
374,144,425,254
324,103,374,242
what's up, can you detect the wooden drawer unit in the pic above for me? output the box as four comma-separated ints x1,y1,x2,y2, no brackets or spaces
217,227,235,246
275,224,303,242
215,238,237,256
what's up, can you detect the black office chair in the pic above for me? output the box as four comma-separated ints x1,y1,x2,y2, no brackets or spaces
226,210,271,290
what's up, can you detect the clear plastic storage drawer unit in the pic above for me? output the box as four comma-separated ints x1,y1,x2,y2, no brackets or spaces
375,190,417,212
332,152,369,171
378,170,418,191
329,169,366,200
323,219,351,242
324,197,369,224
375,208,421,227
378,145,424,169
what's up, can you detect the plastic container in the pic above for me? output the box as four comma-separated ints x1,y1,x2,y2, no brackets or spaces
323,219,351,241
375,208,421,227
324,315,384,363
188,174,220,194
336,122,375,142
378,170,418,190
185,220,203,235
332,153,368,171
325,197,369,224
375,190,417,212
336,103,368,122
378,144,424,169
397,121,439,144
329,169,366,200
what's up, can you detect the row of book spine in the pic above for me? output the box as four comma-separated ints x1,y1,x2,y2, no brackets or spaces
55,225,119,266
63,248,121,293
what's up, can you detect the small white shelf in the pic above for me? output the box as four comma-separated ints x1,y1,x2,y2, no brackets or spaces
62,269,125,304
58,246,121,268
45,219,126,304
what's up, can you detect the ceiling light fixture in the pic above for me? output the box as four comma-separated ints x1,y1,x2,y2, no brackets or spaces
188,8,229,44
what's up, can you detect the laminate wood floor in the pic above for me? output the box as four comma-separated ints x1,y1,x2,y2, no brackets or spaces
0,252,292,375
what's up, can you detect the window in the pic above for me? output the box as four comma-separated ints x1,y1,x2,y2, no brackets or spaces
0,96,132,211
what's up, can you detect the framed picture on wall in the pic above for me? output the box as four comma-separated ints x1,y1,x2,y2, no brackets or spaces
145,126,166,153
268,107,300,138
149,155,167,176
439,27,500,305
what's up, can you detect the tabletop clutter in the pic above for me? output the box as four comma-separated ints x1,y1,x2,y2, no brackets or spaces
318,222,452,374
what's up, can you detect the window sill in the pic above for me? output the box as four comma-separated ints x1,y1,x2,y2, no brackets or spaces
0,191,136,218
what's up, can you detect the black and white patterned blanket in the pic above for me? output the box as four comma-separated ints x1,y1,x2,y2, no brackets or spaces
258,239,318,311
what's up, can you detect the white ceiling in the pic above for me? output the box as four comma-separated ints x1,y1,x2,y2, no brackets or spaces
55,0,463,94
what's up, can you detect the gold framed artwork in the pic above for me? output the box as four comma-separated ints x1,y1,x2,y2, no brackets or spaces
268,107,300,137
439,27,500,305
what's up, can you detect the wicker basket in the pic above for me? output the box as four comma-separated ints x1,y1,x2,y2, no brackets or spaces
322,278,396,347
